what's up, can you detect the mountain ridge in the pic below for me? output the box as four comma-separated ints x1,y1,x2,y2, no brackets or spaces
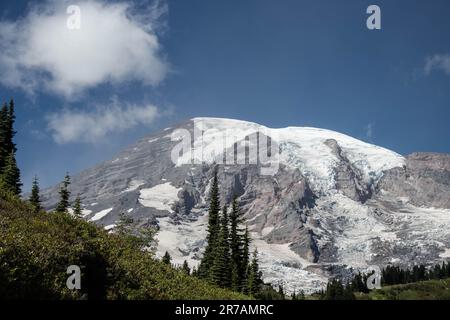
40,117,450,293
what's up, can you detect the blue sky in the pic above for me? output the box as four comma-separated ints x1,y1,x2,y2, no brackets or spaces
0,0,449,191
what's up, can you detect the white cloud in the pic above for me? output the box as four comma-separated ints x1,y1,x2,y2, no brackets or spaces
0,0,168,98
424,54,450,76
365,123,374,141
47,99,159,143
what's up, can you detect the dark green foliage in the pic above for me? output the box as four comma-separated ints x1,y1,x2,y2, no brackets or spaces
361,278,450,300
0,99,21,195
210,205,231,288
291,289,305,300
291,290,297,300
55,173,71,213
298,290,305,300
73,194,82,218
29,175,42,213
229,197,246,291
277,284,285,300
197,171,264,297
381,262,450,286
241,226,250,290
0,103,8,169
247,249,263,296
350,272,370,294
254,284,286,300
324,279,355,300
162,251,172,265
182,260,190,275
5,100,17,154
198,170,220,278
0,190,247,300
0,152,22,195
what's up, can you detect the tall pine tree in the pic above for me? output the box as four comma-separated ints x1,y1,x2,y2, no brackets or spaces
55,173,71,213
247,249,263,296
0,99,21,195
210,205,231,288
29,175,42,213
1,151,22,195
5,100,17,155
229,196,245,291
73,194,82,218
162,251,172,265
198,169,221,279
182,260,190,275
0,103,8,170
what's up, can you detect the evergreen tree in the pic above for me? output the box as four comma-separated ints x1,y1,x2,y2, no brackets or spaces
0,103,8,170
198,169,221,279
182,260,190,275
298,290,305,300
325,279,355,300
162,251,172,265
29,175,42,213
277,284,285,300
229,196,245,290
1,151,22,195
73,194,82,218
241,226,250,290
0,100,21,195
230,261,240,292
210,205,231,288
247,249,263,296
55,173,71,213
5,100,17,155
291,290,297,300
116,212,134,235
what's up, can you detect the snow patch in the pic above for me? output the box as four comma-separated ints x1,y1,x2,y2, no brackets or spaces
90,208,113,221
155,214,208,268
123,179,145,193
104,224,116,231
139,182,182,212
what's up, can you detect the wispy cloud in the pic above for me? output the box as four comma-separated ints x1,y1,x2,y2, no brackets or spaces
47,99,160,144
424,54,450,76
365,123,374,141
0,0,169,98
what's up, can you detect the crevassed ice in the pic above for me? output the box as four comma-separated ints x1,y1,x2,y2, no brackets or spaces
139,182,182,213
188,118,405,193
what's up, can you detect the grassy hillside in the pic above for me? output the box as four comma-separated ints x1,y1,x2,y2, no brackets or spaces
0,190,247,300
357,278,450,300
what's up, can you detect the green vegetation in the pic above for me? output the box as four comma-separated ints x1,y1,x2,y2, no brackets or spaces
319,262,450,300
0,100,21,195
0,189,248,300
197,170,263,297
55,173,71,213
29,175,42,213
72,194,82,218
357,278,450,300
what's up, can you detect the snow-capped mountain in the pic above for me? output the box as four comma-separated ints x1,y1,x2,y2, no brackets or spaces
41,117,450,293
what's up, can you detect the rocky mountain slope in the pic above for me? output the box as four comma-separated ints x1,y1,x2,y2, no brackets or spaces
40,118,450,293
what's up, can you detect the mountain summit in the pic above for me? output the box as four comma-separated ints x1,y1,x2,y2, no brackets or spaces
41,118,450,293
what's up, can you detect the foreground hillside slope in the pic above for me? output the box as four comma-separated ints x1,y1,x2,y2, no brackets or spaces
0,190,246,300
